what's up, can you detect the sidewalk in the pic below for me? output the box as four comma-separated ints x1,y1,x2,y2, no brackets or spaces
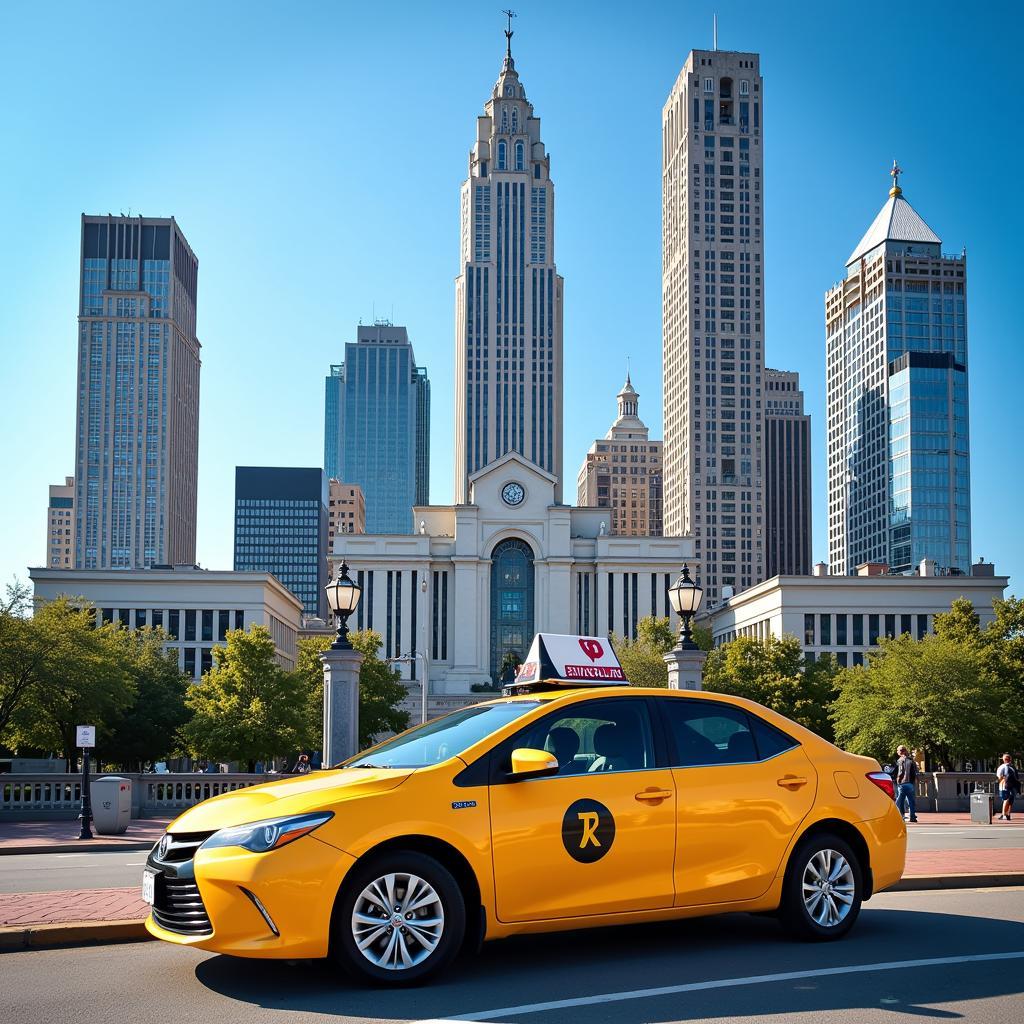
0,818,169,855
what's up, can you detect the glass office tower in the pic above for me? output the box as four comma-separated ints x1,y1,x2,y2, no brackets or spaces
322,323,430,533
233,467,328,619
826,168,970,575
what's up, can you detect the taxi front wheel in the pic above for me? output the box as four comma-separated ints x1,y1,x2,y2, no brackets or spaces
332,851,466,986
779,832,862,942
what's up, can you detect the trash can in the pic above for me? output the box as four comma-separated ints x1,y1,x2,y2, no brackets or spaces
91,776,132,835
970,789,993,825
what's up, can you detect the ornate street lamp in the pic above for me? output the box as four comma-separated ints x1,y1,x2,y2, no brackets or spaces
667,563,704,651
325,561,362,650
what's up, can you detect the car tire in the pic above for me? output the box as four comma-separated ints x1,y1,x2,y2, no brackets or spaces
332,850,466,986
779,832,863,942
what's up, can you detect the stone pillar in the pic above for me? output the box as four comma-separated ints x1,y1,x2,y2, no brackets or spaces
664,647,707,691
320,647,364,767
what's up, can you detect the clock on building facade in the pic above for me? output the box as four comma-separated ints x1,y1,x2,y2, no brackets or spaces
501,482,525,506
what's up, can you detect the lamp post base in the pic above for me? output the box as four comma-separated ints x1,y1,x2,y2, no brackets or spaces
320,647,364,767
664,647,707,691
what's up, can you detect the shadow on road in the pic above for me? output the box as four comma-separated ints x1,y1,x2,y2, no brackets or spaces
193,905,1024,1022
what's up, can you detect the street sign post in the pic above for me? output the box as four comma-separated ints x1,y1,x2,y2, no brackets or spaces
76,724,95,840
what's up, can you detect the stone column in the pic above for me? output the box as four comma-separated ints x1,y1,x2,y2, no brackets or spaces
664,647,707,691
320,647,364,767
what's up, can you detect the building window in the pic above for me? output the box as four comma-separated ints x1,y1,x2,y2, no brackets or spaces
900,614,912,637
804,614,815,646
704,77,713,93
185,609,196,642
183,648,196,678
218,610,230,642
490,539,534,682
917,614,928,640
497,141,507,170
884,614,896,639
135,609,146,629
202,610,213,643
152,609,164,632
515,141,525,171
869,614,880,646
234,610,244,631
168,609,179,640
853,615,864,646
819,614,831,646
200,648,213,676
836,615,848,646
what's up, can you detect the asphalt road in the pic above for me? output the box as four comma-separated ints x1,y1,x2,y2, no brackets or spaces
3,888,1024,1024
0,849,152,893
3,824,1022,894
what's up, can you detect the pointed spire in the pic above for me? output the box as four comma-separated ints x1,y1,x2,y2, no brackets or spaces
502,9,516,67
889,158,903,198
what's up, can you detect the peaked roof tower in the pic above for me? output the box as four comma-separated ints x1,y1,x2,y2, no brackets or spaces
846,161,941,265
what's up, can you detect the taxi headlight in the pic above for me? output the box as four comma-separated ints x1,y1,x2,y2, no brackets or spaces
201,811,333,854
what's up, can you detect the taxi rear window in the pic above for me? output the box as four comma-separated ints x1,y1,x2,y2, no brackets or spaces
346,701,541,769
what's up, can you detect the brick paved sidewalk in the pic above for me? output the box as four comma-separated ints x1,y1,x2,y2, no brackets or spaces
0,887,148,927
0,818,169,853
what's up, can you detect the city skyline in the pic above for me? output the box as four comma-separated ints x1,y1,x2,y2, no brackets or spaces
2,1,1021,594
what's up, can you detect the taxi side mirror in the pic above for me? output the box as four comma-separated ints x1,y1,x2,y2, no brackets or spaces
509,747,559,780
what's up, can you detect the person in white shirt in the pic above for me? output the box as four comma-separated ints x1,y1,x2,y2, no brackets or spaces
996,753,1019,821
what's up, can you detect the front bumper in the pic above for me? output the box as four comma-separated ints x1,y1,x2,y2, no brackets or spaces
145,833,355,958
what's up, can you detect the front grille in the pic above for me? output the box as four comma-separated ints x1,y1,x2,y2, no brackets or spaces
152,877,212,935
159,831,214,862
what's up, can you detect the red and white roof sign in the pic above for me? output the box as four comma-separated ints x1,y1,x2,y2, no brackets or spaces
515,633,626,685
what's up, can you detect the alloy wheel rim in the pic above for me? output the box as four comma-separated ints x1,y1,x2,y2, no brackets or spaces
351,871,445,970
801,848,855,927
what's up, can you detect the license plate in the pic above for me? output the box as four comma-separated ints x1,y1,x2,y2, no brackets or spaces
142,869,156,905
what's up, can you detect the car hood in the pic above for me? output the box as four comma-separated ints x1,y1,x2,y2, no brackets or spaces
166,768,414,833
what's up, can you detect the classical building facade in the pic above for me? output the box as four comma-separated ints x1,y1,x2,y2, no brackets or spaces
336,38,693,702
707,559,1006,668
324,322,430,534
30,566,303,676
74,215,200,569
46,477,75,569
826,166,970,576
576,375,663,537
662,50,766,608
764,369,811,576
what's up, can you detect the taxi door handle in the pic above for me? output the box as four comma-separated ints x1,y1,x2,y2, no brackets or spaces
635,788,673,802
777,775,808,788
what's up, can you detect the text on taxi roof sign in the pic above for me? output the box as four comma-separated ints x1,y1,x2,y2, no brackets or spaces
514,633,626,686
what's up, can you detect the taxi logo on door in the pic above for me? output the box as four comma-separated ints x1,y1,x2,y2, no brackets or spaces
561,798,615,863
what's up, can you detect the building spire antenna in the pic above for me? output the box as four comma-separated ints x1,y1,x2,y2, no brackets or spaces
502,8,516,60
713,13,718,50
890,158,903,198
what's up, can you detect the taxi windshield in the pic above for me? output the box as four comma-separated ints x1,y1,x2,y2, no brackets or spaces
345,701,541,769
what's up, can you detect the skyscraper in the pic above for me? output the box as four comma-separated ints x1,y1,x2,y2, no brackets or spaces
453,29,563,503
826,165,970,576
323,323,430,533
233,467,328,620
662,51,766,608
46,476,75,568
764,369,811,577
75,215,200,568
576,375,664,537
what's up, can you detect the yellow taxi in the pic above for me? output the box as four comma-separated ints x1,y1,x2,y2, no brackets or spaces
144,633,905,985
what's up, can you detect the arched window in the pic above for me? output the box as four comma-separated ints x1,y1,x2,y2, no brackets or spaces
515,142,525,171
497,141,507,170
489,538,535,683
500,106,509,132
511,107,519,132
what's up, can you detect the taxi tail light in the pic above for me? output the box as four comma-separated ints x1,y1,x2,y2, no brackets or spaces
866,771,895,800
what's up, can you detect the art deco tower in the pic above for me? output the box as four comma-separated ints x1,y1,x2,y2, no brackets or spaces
662,50,766,608
454,28,564,503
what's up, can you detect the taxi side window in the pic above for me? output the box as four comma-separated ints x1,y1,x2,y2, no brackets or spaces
513,699,655,776
661,700,759,768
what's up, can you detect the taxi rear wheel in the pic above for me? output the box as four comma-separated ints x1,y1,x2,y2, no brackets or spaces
332,851,466,986
780,832,862,941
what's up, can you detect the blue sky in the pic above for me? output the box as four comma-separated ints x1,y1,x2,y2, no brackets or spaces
1,0,1021,595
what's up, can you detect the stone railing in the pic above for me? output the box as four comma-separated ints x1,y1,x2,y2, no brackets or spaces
0,773,275,821
915,772,1003,813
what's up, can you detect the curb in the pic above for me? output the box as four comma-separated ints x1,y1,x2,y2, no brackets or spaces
0,841,156,857
892,872,1024,892
0,919,150,952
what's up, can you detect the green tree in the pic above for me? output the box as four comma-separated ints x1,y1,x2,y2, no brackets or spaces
103,628,190,770
0,581,51,738
10,597,135,764
831,632,1017,766
294,630,409,751
702,634,838,739
611,616,676,688
179,626,314,764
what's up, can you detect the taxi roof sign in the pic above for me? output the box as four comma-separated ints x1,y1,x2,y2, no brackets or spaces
506,633,628,694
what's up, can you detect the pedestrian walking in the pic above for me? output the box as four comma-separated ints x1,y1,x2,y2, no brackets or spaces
895,745,918,822
996,753,1020,821
294,753,311,775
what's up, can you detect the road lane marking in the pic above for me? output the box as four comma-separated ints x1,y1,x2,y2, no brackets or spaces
414,950,1024,1022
